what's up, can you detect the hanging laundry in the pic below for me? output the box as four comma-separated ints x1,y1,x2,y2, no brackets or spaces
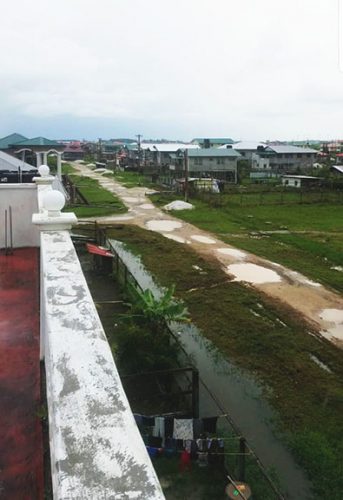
153,417,165,440
133,414,143,427
148,436,163,447
142,415,155,426
179,450,191,472
192,418,204,439
202,417,218,433
164,416,174,438
173,419,194,440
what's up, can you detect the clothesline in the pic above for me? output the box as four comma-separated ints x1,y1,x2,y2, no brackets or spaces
146,447,252,457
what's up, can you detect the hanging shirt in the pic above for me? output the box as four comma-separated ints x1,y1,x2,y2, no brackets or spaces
173,418,194,440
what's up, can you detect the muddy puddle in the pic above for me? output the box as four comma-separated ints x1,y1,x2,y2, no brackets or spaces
146,220,183,232
227,263,282,284
319,308,343,341
190,235,217,244
216,248,247,259
107,238,312,499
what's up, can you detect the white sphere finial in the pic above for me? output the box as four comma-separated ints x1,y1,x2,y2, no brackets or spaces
43,190,65,217
39,164,50,177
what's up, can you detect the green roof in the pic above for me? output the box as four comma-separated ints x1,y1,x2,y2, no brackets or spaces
192,138,234,145
188,147,241,158
0,133,28,149
11,136,61,147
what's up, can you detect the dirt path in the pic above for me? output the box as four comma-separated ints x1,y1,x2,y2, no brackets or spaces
72,163,343,348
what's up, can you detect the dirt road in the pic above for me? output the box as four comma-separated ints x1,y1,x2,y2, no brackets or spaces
71,163,343,348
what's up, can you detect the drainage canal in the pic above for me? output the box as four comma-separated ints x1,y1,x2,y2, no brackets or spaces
107,238,313,500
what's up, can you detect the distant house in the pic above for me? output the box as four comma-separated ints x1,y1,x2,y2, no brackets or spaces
171,147,240,183
191,138,234,148
254,144,318,173
281,175,323,189
141,143,200,167
0,133,28,151
221,141,266,160
220,141,271,169
62,141,86,161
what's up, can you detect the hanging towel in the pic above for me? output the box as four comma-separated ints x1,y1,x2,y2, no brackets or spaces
153,417,165,439
173,419,194,440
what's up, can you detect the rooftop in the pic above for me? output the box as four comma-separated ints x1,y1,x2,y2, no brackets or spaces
0,133,28,149
0,150,37,172
265,144,318,154
11,136,61,147
191,138,234,145
141,143,200,152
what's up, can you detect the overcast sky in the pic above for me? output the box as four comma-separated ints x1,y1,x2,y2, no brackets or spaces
1,0,342,141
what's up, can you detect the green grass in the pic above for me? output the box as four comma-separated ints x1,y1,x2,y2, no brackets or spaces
105,224,343,499
104,170,156,188
151,193,343,292
64,173,127,217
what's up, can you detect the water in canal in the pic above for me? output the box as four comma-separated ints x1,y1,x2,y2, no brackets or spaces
108,239,313,500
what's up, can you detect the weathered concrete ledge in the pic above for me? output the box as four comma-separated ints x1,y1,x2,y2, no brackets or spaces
40,230,164,499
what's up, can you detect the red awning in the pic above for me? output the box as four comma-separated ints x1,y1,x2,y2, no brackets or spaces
86,243,114,258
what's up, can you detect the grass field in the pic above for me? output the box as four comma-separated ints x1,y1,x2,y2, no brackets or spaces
103,170,155,188
62,164,127,217
151,193,343,293
105,225,343,499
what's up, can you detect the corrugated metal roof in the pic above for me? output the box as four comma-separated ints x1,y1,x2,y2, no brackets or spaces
331,165,343,174
188,148,241,158
0,133,28,149
141,143,200,152
0,150,37,172
224,141,266,151
266,145,318,154
192,138,234,144
11,136,61,147
282,175,322,179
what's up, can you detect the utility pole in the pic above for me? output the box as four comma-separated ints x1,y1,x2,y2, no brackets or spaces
136,134,142,173
184,148,189,202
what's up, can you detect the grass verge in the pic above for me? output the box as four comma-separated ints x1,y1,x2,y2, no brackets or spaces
150,193,343,293
105,224,343,499
63,172,127,217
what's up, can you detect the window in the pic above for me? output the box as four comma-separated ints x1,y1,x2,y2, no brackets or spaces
216,158,225,165
194,158,203,165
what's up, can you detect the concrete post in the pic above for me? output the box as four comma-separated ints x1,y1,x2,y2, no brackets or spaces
36,152,42,167
57,153,62,180
43,152,48,165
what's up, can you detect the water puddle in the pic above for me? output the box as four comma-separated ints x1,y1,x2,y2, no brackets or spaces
227,263,282,284
137,203,155,210
163,234,187,244
319,309,343,341
146,220,183,232
286,271,321,287
190,235,217,244
216,248,247,259
122,196,141,203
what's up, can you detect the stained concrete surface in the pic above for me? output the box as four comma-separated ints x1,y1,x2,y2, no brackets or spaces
0,248,44,499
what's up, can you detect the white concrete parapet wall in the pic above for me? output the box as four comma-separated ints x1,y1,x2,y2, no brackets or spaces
0,184,39,248
40,230,164,499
